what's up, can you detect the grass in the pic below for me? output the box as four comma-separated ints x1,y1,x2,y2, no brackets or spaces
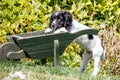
0,60,120,80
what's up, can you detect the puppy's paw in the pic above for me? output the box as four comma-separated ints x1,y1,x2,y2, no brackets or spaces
54,27,68,34
44,28,52,34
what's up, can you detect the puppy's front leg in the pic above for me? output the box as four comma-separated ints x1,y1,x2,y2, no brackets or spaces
80,50,92,72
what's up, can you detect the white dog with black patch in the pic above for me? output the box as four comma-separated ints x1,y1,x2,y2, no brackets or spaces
45,11,105,76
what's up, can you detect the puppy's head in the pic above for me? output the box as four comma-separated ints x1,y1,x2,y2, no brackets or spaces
49,11,72,32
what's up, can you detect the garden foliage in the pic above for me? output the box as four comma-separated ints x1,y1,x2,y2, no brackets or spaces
0,0,120,75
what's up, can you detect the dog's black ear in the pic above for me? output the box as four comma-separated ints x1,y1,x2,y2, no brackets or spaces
49,11,56,28
64,11,72,30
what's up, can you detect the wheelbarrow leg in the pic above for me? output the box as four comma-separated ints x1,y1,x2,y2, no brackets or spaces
54,40,60,66
41,59,46,65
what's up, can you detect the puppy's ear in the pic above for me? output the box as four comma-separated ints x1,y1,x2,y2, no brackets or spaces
64,11,72,30
49,11,56,28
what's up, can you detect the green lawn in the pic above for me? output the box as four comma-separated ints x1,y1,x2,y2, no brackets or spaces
0,60,119,80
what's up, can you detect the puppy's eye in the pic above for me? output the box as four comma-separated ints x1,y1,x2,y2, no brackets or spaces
53,16,57,19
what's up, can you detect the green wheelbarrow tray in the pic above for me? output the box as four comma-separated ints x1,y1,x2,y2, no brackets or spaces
0,29,98,66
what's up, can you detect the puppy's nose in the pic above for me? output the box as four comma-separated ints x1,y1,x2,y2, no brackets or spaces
51,23,56,29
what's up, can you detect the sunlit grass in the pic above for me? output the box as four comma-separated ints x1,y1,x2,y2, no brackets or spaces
0,60,119,80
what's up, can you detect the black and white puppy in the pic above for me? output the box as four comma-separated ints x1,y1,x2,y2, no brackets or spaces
45,11,105,76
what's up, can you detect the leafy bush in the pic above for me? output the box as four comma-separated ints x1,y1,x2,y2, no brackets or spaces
60,43,82,67
0,0,120,75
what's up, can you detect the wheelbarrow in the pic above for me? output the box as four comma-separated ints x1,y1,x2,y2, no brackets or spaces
0,29,98,66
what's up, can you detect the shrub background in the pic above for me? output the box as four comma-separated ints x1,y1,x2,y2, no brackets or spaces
0,0,120,75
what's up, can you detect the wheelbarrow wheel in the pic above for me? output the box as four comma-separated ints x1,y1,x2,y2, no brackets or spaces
0,42,26,60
